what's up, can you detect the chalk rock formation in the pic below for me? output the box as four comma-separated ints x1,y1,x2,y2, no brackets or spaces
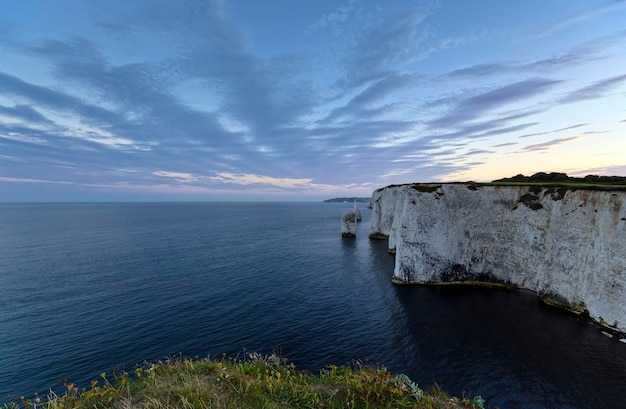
353,200,362,222
370,183,626,332
341,211,357,238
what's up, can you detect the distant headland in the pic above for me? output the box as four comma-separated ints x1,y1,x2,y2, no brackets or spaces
323,197,371,203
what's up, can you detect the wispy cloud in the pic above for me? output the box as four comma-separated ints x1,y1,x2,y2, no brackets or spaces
492,142,517,147
518,123,588,138
464,149,493,156
443,29,626,80
568,164,626,177
342,5,435,85
519,135,585,152
0,103,52,124
153,171,197,183
323,72,419,122
536,1,626,38
308,0,359,32
209,172,315,189
429,78,561,128
559,74,626,104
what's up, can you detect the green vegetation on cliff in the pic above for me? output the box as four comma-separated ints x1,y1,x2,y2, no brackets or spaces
492,172,626,185
382,172,626,192
6,354,484,409
491,172,626,191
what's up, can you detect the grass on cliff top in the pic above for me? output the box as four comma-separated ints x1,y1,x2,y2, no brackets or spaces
487,172,626,191
7,354,485,409
486,181,626,191
381,181,626,192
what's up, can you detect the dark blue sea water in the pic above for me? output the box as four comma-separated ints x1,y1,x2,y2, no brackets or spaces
1,202,625,408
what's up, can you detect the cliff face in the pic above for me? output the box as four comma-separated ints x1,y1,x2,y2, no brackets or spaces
370,184,626,332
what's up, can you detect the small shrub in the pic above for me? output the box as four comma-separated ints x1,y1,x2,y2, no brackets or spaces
518,193,543,210
411,184,441,193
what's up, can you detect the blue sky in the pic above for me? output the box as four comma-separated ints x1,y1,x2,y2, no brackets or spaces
1,0,625,201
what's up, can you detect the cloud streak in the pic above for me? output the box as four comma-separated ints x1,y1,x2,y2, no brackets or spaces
559,74,626,104
536,1,626,38
519,135,585,152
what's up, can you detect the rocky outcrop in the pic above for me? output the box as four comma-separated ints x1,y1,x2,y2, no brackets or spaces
370,183,626,332
341,211,357,238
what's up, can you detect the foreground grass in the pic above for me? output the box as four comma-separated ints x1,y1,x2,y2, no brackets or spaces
7,354,485,409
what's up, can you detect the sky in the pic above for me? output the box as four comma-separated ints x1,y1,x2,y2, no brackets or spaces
1,0,625,201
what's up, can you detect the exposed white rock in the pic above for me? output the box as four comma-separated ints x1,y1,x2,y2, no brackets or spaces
353,200,362,222
370,183,626,332
341,211,357,238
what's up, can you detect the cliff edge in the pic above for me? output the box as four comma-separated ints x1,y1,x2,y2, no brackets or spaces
369,183,626,332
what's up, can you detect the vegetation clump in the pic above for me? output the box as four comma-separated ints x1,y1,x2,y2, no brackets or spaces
544,186,568,201
518,193,544,210
411,184,441,193
4,354,485,409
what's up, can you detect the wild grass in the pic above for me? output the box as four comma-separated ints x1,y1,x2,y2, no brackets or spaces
5,353,485,409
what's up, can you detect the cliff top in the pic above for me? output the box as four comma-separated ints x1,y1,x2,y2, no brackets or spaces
492,172,626,186
378,172,626,192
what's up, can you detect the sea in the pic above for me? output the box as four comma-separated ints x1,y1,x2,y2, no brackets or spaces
1,202,625,409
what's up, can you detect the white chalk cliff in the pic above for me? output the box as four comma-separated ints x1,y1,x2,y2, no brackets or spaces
369,183,626,332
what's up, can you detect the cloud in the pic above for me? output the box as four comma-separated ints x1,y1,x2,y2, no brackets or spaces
349,72,418,107
0,104,51,124
15,2,320,173
342,5,435,85
0,131,49,145
535,1,626,38
568,164,626,177
209,172,314,189
519,135,585,152
559,74,626,104
492,142,517,147
206,172,374,193
429,78,561,128
443,29,626,81
443,52,597,80
0,71,121,126
464,149,493,156
0,172,374,198
456,79,558,114
323,72,419,122
153,171,197,183
308,0,358,31
0,176,77,185
0,70,160,153
444,63,510,79
518,123,588,138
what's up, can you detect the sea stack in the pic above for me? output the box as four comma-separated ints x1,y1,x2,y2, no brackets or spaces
341,211,357,238
353,199,362,222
